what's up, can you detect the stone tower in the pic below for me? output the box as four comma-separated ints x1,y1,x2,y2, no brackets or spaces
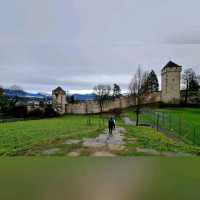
161,61,182,104
52,87,66,114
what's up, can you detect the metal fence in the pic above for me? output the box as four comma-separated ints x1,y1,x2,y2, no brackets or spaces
139,110,200,146
86,116,107,128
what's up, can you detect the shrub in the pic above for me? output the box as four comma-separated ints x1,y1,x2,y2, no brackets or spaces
28,108,44,118
12,105,28,118
44,104,58,117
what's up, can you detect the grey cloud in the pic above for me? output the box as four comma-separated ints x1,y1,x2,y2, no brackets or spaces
166,32,200,44
0,0,200,93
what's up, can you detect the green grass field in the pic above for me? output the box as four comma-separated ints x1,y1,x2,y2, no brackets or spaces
125,107,200,126
1,107,200,156
124,107,200,145
157,108,200,126
0,115,105,156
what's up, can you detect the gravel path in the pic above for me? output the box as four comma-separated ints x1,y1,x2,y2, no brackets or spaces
67,127,126,157
83,127,125,147
123,117,136,125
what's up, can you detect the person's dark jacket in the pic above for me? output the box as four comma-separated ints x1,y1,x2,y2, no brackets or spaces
108,119,115,129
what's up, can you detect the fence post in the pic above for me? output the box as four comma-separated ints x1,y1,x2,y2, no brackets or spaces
169,114,171,130
156,113,159,131
162,112,164,126
154,112,156,128
102,117,104,127
89,117,91,126
193,127,196,145
179,116,182,135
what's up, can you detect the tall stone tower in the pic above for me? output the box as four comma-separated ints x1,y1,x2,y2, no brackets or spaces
52,87,66,114
161,61,182,104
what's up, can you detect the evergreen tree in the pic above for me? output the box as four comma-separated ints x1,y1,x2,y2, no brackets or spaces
147,70,159,92
189,78,199,91
0,87,3,96
0,87,8,112
182,68,200,104
113,83,121,98
141,70,159,94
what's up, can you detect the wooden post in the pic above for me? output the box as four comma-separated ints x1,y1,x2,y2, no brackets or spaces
156,113,159,131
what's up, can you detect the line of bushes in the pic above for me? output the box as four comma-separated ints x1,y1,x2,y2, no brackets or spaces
2,104,59,119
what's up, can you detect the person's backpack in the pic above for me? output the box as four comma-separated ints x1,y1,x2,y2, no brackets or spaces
109,119,113,126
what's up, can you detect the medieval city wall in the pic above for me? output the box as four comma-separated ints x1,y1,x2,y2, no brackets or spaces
142,91,161,104
65,96,135,114
52,62,187,114
65,93,161,114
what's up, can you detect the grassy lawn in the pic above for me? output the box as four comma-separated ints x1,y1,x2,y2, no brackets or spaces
0,115,105,156
157,108,200,126
123,107,200,146
116,116,199,155
1,108,200,157
123,124,199,155
124,107,200,124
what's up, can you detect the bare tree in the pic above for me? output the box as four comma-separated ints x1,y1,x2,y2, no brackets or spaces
94,84,111,113
182,68,199,104
129,66,147,126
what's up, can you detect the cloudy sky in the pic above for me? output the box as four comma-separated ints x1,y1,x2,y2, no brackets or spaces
0,0,200,94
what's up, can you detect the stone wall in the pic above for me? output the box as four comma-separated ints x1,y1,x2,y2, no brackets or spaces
65,93,161,114
142,91,161,104
65,96,136,114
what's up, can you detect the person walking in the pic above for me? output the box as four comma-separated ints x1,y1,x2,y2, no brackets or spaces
112,117,116,129
108,117,115,136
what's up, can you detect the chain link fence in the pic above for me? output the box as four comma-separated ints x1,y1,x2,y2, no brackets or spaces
86,115,107,128
139,110,200,146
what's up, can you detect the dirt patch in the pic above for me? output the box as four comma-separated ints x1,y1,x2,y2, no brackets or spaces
108,144,125,151
92,151,116,157
123,117,136,125
161,151,193,157
42,148,60,155
63,139,81,145
136,148,160,156
67,150,81,157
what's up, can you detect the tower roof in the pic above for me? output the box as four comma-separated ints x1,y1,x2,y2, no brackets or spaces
52,86,65,94
162,61,182,71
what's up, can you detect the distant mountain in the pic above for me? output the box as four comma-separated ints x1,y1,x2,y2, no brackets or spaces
3,88,96,102
72,93,96,101
3,89,52,101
